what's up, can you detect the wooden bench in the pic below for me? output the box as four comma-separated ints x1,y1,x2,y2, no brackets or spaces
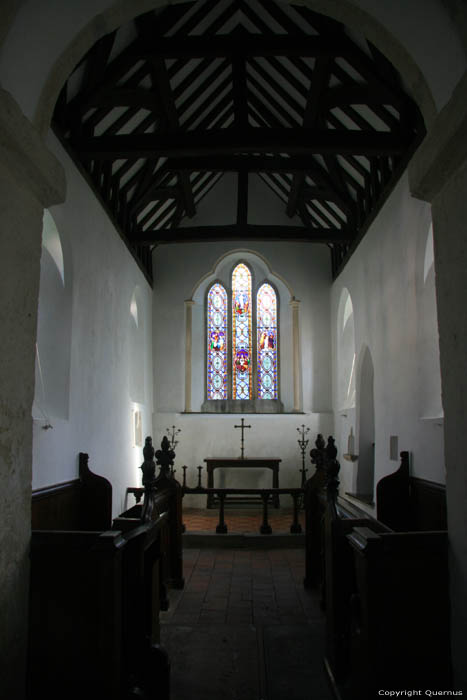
303,444,450,695
28,451,174,699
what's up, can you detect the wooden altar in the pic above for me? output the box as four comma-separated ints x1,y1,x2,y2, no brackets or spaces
204,458,281,508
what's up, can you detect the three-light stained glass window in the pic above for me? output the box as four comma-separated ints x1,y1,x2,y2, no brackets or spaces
206,264,278,401
257,283,278,399
207,283,227,400
232,263,252,399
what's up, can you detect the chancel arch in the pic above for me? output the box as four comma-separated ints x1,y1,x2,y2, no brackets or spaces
3,0,467,694
9,0,443,140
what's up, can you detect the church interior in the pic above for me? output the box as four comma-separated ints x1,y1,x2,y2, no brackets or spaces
1,1,467,698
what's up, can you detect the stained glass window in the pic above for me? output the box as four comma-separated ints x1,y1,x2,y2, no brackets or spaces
207,283,228,400
232,263,252,400
257,283,278,399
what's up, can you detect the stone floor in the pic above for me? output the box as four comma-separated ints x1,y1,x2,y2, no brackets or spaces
161,547,333,700
182,507,305,534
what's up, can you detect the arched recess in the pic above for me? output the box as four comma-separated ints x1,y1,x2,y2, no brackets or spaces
30,0,438,137
337,288,356,411
336,287,357,466
129,285,145,405
356,345,375,500
417,222,443,419
32,210,72,422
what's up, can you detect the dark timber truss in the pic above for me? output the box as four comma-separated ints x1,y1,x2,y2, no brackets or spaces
53,0,425,284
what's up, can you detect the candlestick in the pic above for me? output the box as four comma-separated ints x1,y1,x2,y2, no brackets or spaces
297,424,310,486
166,425,181,450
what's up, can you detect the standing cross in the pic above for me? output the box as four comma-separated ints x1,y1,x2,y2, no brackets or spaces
234,417,251,459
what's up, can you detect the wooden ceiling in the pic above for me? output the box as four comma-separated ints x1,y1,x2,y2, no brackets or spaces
53,0,425,284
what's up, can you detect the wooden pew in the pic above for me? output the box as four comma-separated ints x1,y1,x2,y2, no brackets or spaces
376,450,447,531
323,493,390,686
31,452,112,531
347,526,450,697
303,434,328,588
28,451,171,699
121,435,184,591
315,450,450,696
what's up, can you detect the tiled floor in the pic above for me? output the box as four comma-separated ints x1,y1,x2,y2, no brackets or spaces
182,507,305,534
161,547,333,700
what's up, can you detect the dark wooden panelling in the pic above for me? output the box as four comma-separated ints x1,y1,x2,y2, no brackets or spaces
376,453,447,533
79,452,112,530
376,451,411,531
31,480,82,530
410,476,447,531
31,453,112,531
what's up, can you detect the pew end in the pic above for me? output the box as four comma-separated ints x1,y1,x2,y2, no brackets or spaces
28,451,175,700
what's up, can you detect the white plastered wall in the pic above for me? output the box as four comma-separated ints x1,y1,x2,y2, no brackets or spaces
152,175,334,502
331,172,444,513
31,134,154,515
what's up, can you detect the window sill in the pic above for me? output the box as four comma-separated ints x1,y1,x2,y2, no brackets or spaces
200,399,284,414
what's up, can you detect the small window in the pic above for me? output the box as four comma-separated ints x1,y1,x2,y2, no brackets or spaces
207,283,228,400
257,283,278,399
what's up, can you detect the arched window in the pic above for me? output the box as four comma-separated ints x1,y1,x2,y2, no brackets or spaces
257,283,278,399
205,262,279,405
232,263,252,400
207,283,228,400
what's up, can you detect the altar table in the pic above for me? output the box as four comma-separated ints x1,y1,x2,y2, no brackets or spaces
204,458,281,508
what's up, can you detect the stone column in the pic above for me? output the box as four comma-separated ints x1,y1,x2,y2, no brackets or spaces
0,89,65,699
409,70,467,692
184,300,195,413
290,297,301,412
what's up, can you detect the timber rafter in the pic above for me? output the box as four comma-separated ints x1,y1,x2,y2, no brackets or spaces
53,0,425,283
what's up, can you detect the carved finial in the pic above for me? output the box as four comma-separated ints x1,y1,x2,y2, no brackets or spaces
155,435,175,479
143,436,155,462
326,435,337,461
325,435,340,498
141,436,156,487
316,434,325,451
310,433,326,471
79,452,90,479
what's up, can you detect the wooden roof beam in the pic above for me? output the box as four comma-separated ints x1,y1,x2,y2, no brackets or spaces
133,224,353,244
140,34,341,59
76,128,411,159
287,54,333,217
163,154,337,173
148,54,196,217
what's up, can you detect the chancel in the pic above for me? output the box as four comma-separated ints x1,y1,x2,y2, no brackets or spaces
1,0,467,698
